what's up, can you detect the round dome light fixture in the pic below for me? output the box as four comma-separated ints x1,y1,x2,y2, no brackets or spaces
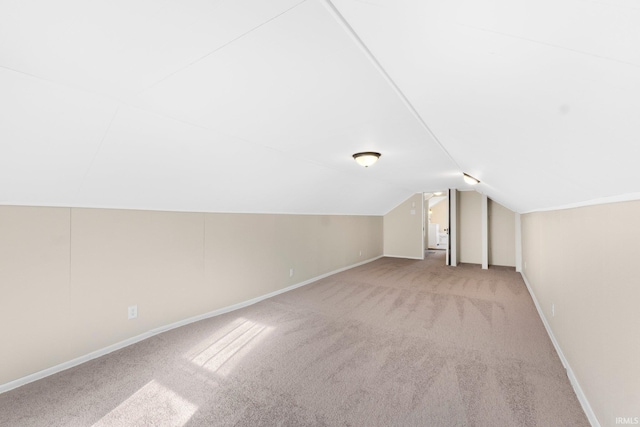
353,152,381,168
463,172,480,185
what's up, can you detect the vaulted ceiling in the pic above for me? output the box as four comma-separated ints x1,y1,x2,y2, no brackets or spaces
1,0,639,214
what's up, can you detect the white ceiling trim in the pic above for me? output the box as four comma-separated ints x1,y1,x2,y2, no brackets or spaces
522,192,640,214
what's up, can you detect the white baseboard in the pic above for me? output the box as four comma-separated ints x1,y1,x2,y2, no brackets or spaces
383,254,424,260
520,272,601,427
0,255,383,395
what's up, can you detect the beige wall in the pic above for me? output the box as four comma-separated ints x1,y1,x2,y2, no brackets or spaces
456,192,515,267
383,193,423,259
0,207,73,386
458,191,482,264
489,200,516,267
430,198,448,231
424,198,429,249
0,206,383,386
522,200,640,425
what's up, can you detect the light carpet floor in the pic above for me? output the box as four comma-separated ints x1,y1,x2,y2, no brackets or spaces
0,252,589,426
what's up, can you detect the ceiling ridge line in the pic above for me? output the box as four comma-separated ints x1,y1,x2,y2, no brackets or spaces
318,0,462,172
135,0,310,97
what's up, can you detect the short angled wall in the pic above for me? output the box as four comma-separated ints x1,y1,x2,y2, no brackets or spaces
0,251,382,394
522,200,640,426
0,206,383,388
489,199,516,267
456,191,516,267
458,191,482,264
383,193,423,259
521,272,600,427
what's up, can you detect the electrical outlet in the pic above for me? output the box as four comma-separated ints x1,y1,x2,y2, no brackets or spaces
552,303,555,317
289,268,294,277
128,305,138,320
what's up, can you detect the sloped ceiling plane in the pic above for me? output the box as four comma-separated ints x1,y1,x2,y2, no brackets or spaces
1,0,639,215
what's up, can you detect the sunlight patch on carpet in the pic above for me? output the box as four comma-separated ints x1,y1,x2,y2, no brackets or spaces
93,380,197,427
187,317,273,377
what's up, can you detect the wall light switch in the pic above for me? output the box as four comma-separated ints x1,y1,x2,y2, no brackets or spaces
289,268,294,277
410,209,416,215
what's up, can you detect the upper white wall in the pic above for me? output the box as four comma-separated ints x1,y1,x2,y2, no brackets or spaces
2,0,639,214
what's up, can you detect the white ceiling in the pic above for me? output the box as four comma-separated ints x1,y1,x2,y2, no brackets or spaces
1,0,639,214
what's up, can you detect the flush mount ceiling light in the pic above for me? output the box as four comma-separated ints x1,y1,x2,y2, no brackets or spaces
434,191,444,196
353,152,381,168
463,173,480,185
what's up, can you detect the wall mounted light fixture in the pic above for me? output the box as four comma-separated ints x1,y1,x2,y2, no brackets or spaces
463,173,480,185
353,152,381,168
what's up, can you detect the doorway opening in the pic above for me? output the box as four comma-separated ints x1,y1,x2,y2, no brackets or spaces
424,191,449,262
